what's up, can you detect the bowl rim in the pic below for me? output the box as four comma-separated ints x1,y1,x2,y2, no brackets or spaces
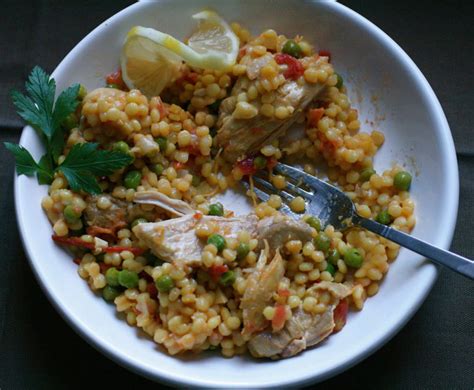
14,0,459,388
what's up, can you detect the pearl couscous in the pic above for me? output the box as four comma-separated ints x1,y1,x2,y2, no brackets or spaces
41,22,415,359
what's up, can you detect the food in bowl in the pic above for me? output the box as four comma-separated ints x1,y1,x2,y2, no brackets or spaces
7,12,416,359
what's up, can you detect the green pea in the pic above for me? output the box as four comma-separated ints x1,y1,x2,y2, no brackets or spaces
118,269,139,289
394,171,412,191
112,141,130,154
325,263,336,276
315,232,331,252
219,270,236,286
360,168,376,182
78,84,88,100
282,39,303,58
105,267,120,287
131,218,148,228
236,242,250,260
376,210,392,225
192,175,201,187
106,83,121,89
207,234,226,252
124,170,142,189
63,205,81,223
335,73,344,89
155,137,168,153
306,216,321,231
327,248,340,265
62,113,78,130
208,202,224,216
344,248,363,268
253,156,267,170
102,285,121,302
152,163,164,176
155,275,174,293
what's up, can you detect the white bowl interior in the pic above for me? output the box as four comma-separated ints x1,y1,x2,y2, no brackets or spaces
16,0,458,387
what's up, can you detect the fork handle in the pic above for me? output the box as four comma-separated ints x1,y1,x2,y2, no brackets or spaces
355,216,474,280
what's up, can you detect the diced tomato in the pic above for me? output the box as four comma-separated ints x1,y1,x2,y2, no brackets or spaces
275,53,304,80
333,298,349,332
272,304,287,331
147,282,158,297
193,212,203,220
182,143,201,156
209,264,228,282
105,69,125,88
318,50,331,62
277,288,290,297
308,108,325,127
236,157,257,175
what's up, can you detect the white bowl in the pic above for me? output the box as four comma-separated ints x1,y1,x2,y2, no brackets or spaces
15,0,459,387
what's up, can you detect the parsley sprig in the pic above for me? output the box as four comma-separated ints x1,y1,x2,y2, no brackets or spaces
4,67,132,194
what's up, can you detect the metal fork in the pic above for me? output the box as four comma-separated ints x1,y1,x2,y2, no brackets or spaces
243,162,474,280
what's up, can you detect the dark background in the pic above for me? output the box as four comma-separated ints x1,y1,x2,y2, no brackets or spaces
1,1,473,389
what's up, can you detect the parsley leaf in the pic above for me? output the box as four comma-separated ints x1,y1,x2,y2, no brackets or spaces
12,66,56,140
58,143,133,194
4,142,53,181
7,67,132,194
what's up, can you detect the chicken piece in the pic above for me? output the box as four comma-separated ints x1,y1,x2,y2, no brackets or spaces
134,191,194,217
84,194,158,230
215,55,326,162
241,247,285,335
247,282,352,358
132,214,258,266
257,214,313,251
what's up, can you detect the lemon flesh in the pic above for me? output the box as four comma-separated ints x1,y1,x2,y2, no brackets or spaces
121,11,239,97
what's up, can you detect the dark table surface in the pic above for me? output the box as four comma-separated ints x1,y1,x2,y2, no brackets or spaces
1,1,473,389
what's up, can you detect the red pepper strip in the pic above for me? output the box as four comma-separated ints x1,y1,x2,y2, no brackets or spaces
99,263,112,273
333,298,349,332
52,235,145,256
236,157,257,175
318,50,331,62
307,108,325,127
277,288,290,297
267,157,278,170
209,264,228,282
52,235,95,250
272,304,287,331
105,69,125,88
274,53,304,80
147,283,158,297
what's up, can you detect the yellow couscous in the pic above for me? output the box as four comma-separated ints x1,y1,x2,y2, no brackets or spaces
38,22,415,359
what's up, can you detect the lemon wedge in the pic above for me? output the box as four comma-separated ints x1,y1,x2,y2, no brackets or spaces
121,10,239,97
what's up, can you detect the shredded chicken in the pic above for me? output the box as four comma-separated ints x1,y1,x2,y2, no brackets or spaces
257,214,313,251
134,190,194,216
132,214,259,266
84,194,157,229
247,282,352,358
215,56,326,162
241,246,285,335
